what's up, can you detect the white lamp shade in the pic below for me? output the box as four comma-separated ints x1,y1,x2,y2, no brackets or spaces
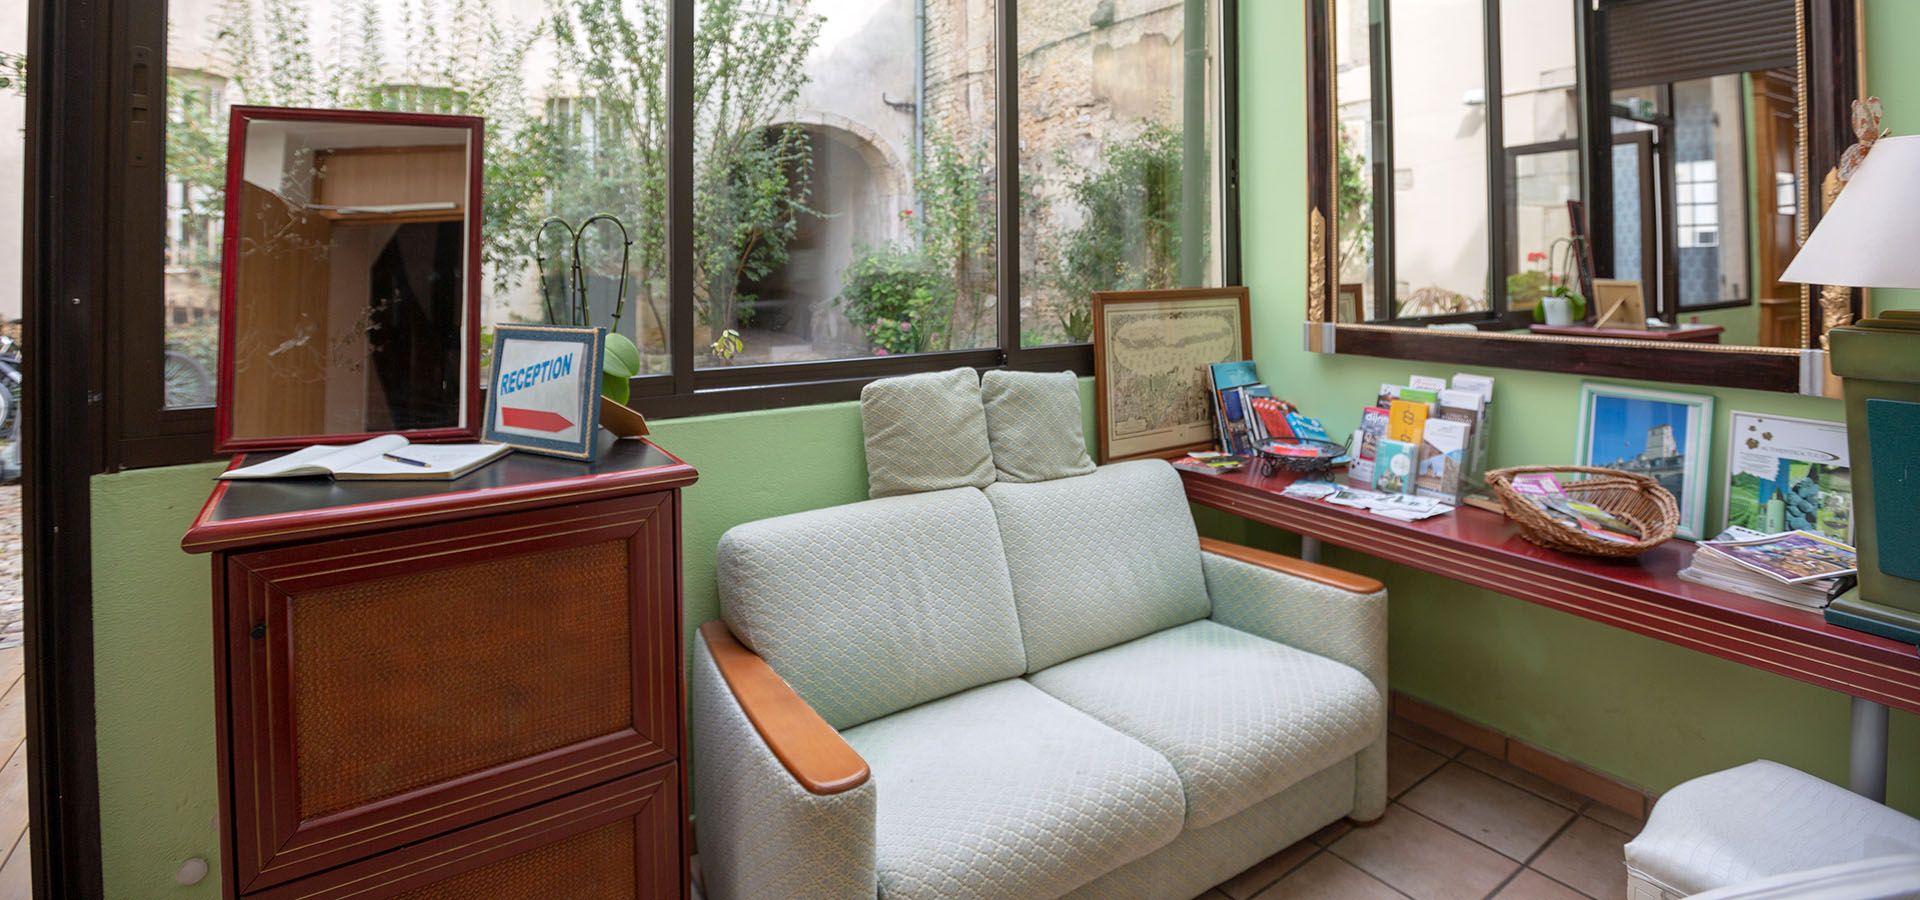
1782,134,1920,290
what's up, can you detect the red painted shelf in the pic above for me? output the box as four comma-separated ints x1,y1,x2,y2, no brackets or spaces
1182,468,1920,715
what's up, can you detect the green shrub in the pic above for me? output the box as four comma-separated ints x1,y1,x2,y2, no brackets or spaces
838,245,948,355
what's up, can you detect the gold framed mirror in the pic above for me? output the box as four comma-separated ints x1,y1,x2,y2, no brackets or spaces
1303,0,1866,394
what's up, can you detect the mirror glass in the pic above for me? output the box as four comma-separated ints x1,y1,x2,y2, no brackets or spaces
1331,0,1804,350
223,113,478,447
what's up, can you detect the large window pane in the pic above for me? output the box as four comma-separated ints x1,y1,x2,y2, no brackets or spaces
1498,0,1578,314
162,0,669,410
1018,0,1222,347
691,0,997,367
1672,75,1749,308
1387,0,1488,317
1333,0,1376,322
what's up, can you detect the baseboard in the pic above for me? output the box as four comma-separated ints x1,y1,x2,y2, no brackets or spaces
1391,691,1658,819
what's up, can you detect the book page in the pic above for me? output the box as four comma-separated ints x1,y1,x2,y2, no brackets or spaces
330,443,510,478
218,436,408,480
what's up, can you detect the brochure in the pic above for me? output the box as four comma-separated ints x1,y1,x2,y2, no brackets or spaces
1699,531,1857,584
1415,418,1471,502
1349,406,1390,486
1373,438,1420,494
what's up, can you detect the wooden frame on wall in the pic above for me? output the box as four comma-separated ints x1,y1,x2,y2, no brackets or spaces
1301,0,1865,395
1091,287,1252,464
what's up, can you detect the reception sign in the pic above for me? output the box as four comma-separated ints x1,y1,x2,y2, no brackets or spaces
484,325,604,460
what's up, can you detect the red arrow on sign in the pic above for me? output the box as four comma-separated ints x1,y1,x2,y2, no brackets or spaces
500,408,575,433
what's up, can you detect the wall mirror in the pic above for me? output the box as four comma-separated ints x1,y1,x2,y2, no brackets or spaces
1304,0,1865,394
216,107,484,451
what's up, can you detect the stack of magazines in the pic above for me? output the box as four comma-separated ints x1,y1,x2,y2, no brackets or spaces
1678,527,1858,610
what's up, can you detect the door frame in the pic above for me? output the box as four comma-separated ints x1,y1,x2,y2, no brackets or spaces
22,0,110,895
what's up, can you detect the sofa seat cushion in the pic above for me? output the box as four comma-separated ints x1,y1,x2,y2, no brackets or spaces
1027,619,1383,829
841,679,1186,900
1625,760,1920,896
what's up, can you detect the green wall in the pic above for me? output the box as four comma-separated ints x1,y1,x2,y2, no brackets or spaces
84,2,1920,895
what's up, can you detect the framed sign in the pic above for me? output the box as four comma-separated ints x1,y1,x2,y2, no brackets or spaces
484,325,604,460
1092,287,1252,463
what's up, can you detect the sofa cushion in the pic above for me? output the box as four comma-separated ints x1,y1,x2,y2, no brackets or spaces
1027,619,1383,829
841,679,1186,900
1625,759,1920,896
985,460,1210,671
980,370,1097,483
717,487,1025,730
861,367,996,498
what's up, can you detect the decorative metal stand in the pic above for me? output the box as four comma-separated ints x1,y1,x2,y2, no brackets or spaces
533,214,632,331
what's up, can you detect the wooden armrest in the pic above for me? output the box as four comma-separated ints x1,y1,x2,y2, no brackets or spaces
1199,537,1385,595
699,621,871,795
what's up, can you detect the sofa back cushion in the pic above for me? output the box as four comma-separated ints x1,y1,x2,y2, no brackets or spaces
980,370,1097,483
717,487,1026,730
984,460,1210,671
861,368,997,498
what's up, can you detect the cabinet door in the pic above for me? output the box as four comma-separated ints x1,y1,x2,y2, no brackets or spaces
245,765,682,900
221,492,682,892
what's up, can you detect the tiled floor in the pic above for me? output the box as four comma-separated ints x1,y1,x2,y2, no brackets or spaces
1202,715,1643,900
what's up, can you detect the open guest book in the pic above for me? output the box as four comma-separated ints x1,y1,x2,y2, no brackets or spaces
219,434,511,481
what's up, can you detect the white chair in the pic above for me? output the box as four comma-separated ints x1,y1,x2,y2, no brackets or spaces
1625,760,1920,899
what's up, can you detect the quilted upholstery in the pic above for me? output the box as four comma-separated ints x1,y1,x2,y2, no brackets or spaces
979,370,1097,483
1625,760,1920,896
690,637,877,900
1203,548,1390,818
716,487,1025,730
1027,619,1383,829
1061,759,1355,900
861,367,996,498
986,460,1210,671
840,679,1186,900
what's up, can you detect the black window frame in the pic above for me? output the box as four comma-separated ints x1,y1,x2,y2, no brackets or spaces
102,0,1244,471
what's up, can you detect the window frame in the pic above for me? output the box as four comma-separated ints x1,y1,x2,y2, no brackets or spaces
103,0,1244,471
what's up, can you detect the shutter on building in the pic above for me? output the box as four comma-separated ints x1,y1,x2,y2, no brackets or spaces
1605,0,1797,89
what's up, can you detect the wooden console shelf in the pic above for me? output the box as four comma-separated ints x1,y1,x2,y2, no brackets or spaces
1181,468,1920,716
185,438,696,899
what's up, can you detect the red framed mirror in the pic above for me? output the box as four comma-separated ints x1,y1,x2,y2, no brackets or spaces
215,106,485,452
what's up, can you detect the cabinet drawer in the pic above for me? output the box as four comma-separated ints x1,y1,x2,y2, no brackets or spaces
220,493,682,892
245,765,681,900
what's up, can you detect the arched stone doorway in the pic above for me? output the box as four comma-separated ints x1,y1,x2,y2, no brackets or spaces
737,120,907,360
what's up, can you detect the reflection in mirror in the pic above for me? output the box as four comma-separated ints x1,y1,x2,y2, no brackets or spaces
1330,0,1806,352
221,111,480,449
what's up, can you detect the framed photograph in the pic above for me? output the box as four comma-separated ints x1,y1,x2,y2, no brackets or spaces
215,105,486,452
1725,412,1852,542
1591,279,1646,330
1092,287,1251,463
484,325,605,461
1576,383,1714,539
1336,283,1363,322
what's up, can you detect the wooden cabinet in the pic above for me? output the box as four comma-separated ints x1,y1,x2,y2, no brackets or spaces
185,440,697,899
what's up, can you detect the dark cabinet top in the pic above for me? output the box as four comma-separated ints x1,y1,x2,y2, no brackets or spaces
183,436,696,554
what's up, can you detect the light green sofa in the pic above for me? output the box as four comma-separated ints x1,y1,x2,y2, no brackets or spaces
692,459,1388,900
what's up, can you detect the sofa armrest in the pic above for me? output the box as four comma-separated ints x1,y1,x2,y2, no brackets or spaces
700,621,870,794
693,622,877,899
1200,538,1390,819
1199,538,1386,682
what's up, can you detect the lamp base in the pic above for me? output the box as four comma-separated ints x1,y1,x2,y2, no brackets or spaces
1826,587,1920,646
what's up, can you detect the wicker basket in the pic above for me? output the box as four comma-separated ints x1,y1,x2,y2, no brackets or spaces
1485,465,1679,558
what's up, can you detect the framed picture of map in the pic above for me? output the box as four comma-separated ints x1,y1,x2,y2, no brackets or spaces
1092,287,1251,463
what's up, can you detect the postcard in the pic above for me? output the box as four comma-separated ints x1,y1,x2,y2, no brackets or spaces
1724,412,1852,543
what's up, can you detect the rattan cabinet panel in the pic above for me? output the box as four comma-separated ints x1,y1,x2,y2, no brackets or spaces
185,441,695,900
246,766,680,900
